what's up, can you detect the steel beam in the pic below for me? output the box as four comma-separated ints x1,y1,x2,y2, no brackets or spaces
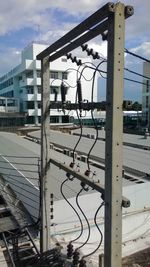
40,56,51,252
49,101,106,110
50,158,130,208
49,20,108,62
104,3,125,267
37,2,115,60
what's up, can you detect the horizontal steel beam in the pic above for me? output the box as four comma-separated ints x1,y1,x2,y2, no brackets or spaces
50,158,130,208
37,2,115,60
49,101,106,110
49,20,108,62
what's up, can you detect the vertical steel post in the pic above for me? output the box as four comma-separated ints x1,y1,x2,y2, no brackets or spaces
104,3,125,267
40,56,51,252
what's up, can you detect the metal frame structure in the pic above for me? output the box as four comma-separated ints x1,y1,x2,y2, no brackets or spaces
37,2,134,267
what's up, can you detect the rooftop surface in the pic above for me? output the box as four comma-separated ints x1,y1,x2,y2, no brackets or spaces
0,131,150,265
30,129,150,175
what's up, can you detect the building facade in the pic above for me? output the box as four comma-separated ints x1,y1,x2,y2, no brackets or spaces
142,62,150,129
0,43,97,125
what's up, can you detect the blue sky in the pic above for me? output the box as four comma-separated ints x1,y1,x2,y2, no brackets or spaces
0,0,150,102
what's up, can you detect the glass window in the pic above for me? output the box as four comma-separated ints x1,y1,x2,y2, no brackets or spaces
7,99,16,107
37,70,41,78
38,102,41,109
62,72,68,80
27,101,34,109
61,58,67,62
26,86,34,94
37,86,41,93
26,71,33,78
50,71,58,79
146,96,149,108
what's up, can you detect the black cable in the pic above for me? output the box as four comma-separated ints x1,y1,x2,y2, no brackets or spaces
81,43,150,81
125,48,150,63
51,77,77,89
78,62,97,81
124,77,148,86
60,178,83,244
63,67,88,83
82,201,104,260
72,84,83,164
75,188,91,251
87,61,105,171
90,67,149,87
124,68,150,80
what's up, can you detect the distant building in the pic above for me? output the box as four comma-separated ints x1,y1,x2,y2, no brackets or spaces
0,43,97,125
142,62,150,128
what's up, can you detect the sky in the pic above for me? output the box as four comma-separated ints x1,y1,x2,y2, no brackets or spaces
0,0,150,102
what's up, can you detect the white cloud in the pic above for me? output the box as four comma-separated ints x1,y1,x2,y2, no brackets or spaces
0,0,105,36
0,48,21,76
131,42,150,58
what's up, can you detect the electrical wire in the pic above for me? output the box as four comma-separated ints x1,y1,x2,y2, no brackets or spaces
51,77,77,89
124,68,150,80
60,178,83,244
75,188,91,251
63,67,88,83
124,77,149,86
82,201,104,260
125,48,150,63
81,43,150,81
78,62,98,81
72,109,83,164
87,61,105,171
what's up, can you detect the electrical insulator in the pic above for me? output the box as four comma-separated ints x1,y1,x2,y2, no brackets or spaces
70,162,75,168
66,53,72,59
66,172,71,178
60,82,66,104
84,169,90,177
87,48,93,56
93,52,100,60
72,56,77,63
77,59,82,66
50,194,54,220
77,79,82,116
102,32,108,41
73,250,80,265
67,243,74,259
81,44,88,51
81,181,89,192
79,259,86,267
